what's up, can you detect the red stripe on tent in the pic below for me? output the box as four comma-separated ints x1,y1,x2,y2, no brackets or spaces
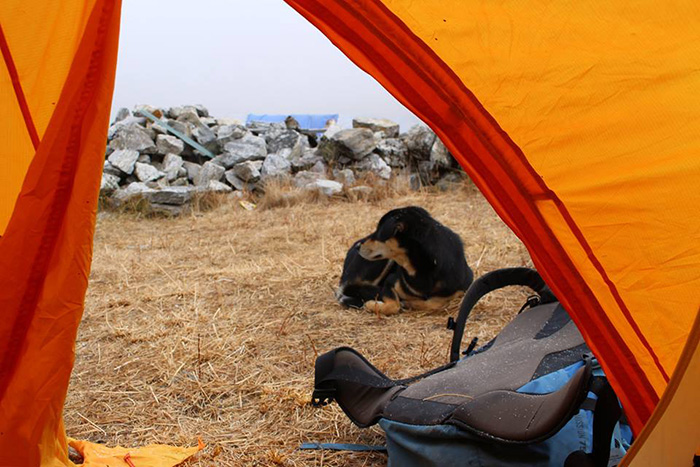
284,0,660,432
0,0,115,402
0,24,40,150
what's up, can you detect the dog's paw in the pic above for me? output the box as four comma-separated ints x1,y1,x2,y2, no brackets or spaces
365,299,401,316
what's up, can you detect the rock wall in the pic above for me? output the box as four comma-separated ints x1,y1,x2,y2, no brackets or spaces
101,105,465,213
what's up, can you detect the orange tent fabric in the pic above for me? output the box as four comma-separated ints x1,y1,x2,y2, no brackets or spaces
0,0,195,465
283,0,699,455
1,0,698,464
0,0,122,463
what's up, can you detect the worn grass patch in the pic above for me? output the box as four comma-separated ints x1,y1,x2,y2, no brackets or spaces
66,182,532,466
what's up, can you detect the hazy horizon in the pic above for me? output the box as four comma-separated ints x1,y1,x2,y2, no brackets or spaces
111,0,423,131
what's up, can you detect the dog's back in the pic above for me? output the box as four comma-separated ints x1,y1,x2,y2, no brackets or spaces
423,212,473,295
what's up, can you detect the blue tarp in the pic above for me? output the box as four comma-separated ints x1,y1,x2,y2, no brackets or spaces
246,114,339,131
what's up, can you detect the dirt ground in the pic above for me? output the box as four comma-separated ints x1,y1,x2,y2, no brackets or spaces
64,182,533,466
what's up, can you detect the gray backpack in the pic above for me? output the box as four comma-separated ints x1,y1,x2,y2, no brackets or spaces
311,268,632,466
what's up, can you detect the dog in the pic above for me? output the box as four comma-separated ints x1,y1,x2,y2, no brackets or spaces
336,235,398,308
357,206,473,315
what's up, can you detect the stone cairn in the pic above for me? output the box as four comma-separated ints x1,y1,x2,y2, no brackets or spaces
101,104,465,214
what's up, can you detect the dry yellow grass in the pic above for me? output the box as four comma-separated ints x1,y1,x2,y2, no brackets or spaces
65,181,533,466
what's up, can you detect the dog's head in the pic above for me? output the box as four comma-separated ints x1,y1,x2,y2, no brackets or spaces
359,207,426,261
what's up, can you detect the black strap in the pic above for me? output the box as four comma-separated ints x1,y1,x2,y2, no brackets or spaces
564,377,622,467
449,267,557,362
589,378,623,467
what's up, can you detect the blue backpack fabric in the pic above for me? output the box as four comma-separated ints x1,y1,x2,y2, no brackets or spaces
379,360,632,466
311,268,632,466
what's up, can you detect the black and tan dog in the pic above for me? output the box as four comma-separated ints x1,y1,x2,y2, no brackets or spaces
355,206,473,315
336,236,398,308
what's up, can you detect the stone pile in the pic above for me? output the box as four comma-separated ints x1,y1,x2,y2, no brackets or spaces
101,106,463,214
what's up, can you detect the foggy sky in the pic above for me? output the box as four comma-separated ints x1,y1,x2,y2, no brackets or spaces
111,0,422,130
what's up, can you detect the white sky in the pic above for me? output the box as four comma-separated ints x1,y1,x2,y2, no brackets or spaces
112,0,422,130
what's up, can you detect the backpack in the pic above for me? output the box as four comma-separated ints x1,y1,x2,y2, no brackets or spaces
311,268,632,466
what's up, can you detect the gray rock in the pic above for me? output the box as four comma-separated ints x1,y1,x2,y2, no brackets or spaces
265,128,308,159
334,168,356,186
168,105,207,119
156,135,184,156
175,108,219,154
182,161,201,182
200,117,217,126
171,177,189,187
224,171,255,191
318,128,376,162
144,186,195,205
192,125,220,154
293,171,326,188
375,138,408,168
108,124,156,154
134,104,164,118
216,124,247,146
161,153,184,181
100,173,121,195
246,121,285,136
176,108,204,127
137,154,151,164
354,153,392,180
290,148,324,172
114,107,131,123
103,160,123,177
166,119,193,139
149,120,169,135
154,177,170,189
261,153,292,179
304,179,343,197
134,162,164,182
167,106,184,119
113,181,154,204
194,161,225,186
430,138,452,168
193,104,209,118
352,117,400,138
217,117,243,127
310,160,328,175
107,149,140,175
205,179,233,193
215,134,268,168
321,121,342,140
402,125,436,161
107,116,148,140
231,160,262,182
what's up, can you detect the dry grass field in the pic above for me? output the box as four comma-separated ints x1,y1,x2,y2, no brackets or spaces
64,180,533,466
